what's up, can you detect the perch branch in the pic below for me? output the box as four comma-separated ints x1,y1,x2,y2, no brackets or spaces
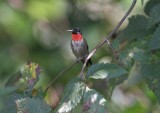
45,60,79,92
80,0,137,78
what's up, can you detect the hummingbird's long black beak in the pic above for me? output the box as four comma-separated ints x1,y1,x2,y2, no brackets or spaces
67,29,73,32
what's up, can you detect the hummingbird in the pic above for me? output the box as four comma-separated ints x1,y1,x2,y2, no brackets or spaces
67,27,92,66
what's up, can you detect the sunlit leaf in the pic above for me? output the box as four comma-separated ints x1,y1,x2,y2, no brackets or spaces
82,87,108,113
87,63,127,79
16,98,51,113
55,77,86,113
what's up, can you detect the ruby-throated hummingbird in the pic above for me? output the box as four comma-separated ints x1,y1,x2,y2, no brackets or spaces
67,27,92,66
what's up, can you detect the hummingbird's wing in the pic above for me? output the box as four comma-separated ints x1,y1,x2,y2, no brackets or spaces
83,38,89,53
83,38,92,65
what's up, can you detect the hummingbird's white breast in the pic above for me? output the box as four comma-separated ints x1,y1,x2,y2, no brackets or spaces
71,39,89,60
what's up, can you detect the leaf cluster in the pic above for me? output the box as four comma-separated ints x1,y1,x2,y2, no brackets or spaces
56,0,160,112
0,63,51,113
116,0,160,105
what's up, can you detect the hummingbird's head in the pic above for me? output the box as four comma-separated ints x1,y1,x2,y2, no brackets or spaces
67,27,83,41
72,27,82,34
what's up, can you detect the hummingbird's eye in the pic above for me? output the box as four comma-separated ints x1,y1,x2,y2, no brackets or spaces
72,27,82,34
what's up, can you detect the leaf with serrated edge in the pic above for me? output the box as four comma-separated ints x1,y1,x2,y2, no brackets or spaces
144,0,160,16
55,77,86,113
87,63,127,79
82,86,108,113
16,98,51,113
141,62,160,103
116,15,149,41
149,25,160,50
148,4,160,28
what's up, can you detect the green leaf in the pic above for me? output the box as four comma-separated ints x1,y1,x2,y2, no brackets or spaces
119,49,133,69
117,15,149,41
128,47,152,62
119,38,151,67
55,77,86,113
87,63,127,79
141,62,160,78
0,87,17,111
144,0,160,16
149,25,160,50
70,104,84,113
16,98,51,113
82,87,108,113
148,4,160,28
0,93,24,113
141,62,160,103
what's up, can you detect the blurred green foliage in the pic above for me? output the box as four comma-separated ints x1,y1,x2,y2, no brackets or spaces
0,0,160,113
0,0,113,86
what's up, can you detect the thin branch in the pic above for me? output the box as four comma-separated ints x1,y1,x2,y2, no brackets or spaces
80,0,137,78
45,60,78,92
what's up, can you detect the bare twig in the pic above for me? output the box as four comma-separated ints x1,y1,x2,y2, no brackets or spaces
45,0,137,91
80,0,137,79
45,60,79,92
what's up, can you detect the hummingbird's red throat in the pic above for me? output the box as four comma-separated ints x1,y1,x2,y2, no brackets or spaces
72,34,83,41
